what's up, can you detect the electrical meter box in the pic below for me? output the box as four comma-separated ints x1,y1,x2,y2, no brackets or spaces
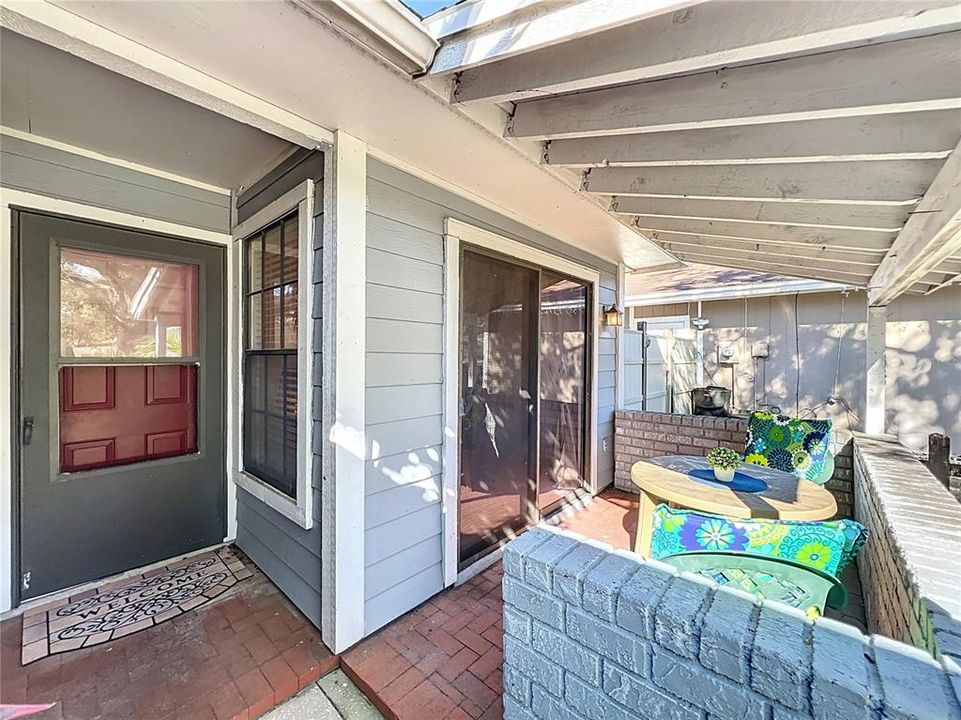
717,342,739,364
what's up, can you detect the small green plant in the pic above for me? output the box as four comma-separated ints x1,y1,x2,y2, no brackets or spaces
706,446,741,471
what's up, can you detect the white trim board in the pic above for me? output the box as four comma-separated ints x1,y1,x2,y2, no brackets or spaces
230,181,315,530
320,131,367,653
0,188,233,614
441,217,602,586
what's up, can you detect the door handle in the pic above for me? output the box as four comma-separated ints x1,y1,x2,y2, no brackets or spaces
22,417,34,446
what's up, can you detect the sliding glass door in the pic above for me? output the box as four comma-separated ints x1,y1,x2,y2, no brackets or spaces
458,248,591,568
538,271,589,510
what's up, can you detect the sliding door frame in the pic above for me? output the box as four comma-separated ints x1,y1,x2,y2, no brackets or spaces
442,218,600,585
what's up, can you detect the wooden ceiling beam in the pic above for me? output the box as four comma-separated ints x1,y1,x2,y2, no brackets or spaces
609,196,912,231
451,1,961,103
868,140,961,305
582,160,942,203
633,217,895,251
638,230,887,262
670,250,872,285
429,0,695,76
662,245,879,276
545,111,960,167
507,31,961,140
654,237,885,265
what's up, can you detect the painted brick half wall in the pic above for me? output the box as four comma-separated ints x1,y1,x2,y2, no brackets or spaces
854,434,961,663
502,526,961,720
613,410,855,519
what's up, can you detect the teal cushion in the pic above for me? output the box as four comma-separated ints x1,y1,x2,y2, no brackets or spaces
744,412,833,484
650,505,867,576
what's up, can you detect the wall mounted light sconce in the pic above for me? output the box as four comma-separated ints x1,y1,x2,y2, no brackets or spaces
603,304,624,327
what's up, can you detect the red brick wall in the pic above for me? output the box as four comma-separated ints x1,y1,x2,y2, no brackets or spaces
613,409,853,519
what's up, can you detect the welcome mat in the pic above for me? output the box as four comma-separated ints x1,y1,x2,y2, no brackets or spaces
20,546,251,665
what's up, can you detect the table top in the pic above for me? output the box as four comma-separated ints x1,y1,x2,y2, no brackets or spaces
630,455,837,521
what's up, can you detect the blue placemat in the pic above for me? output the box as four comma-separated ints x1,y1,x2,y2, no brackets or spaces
688,468,769,493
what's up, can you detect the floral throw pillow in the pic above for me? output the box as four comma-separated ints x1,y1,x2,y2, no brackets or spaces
744,412,832,483
649,505,866,576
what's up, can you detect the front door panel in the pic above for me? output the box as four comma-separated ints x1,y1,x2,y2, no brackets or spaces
18,212,226,600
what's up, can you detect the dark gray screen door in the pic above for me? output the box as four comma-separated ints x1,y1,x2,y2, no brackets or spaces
17,212,226,601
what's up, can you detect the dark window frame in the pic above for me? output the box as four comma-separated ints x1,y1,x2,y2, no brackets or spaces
242,209,299,500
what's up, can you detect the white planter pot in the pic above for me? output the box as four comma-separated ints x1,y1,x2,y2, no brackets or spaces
713,467,735,483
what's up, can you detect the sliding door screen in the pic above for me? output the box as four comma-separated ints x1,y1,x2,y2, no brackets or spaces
538,272,589,509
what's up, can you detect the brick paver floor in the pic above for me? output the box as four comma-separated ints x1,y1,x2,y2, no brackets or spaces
341,489,639,720
0,549,338,720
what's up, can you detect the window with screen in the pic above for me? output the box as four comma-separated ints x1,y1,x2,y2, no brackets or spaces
243,211,300,499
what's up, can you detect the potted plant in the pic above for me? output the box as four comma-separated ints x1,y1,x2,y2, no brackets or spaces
706,446,741,482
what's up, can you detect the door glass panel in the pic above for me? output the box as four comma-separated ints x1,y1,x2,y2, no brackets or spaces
59,364,198,472
60,248,198,358
459,250,536,564
538,272,589,509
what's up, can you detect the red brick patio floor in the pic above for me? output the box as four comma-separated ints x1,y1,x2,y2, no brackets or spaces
0,549,338,720
341,489,639,720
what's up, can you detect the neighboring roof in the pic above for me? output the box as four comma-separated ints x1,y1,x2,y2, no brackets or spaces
424,0,961,299
626,263,846,306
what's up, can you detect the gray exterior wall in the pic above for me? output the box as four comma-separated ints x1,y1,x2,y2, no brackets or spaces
632,286,961,452
234,153,325,627
0,133,230,233
502,526,961,720
363,158,618,634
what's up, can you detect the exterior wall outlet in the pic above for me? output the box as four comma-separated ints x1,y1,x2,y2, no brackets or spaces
751,341,770,358
717,342,739,364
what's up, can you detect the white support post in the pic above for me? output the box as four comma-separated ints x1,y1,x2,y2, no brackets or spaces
321,131,367,653
615,262,627,409
865,304,887,436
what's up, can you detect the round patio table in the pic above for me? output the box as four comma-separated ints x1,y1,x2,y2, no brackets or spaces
630,455,837,557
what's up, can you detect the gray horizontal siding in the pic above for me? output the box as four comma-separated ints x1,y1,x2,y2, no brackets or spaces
235,162,325,628
0,134,230,232
362,157,619,634
596,272,618,489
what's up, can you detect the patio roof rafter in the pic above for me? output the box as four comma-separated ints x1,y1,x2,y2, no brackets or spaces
635,221,896,253
543,111,961,168
426,0,961,286
505,31,961,141
868,138,961,305
654,238,886,266
581,161,942,204
668,251,875,285
609,197,913,232
443,1,961,104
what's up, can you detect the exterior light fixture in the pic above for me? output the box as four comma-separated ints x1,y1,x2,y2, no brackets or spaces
603,304,624,327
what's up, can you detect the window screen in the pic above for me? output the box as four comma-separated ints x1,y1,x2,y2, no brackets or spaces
243,211,299,499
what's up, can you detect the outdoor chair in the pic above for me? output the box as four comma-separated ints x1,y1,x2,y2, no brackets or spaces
742,411,835,485
661,551,847,617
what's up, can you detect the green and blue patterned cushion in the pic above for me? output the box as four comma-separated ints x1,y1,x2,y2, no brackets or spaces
649,505,867,576
744,412,833,484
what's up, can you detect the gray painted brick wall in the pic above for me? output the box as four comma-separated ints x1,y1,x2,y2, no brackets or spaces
854,434,961,665
502,526,961,720
613,410,854,518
